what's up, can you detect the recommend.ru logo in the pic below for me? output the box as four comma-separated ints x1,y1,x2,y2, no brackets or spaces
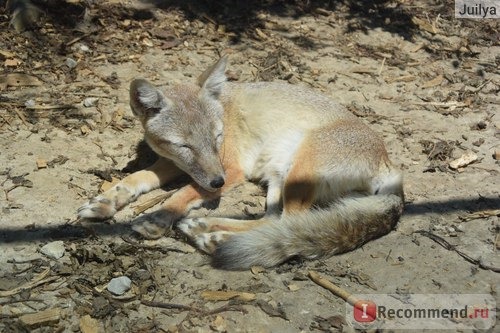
346,294,496,330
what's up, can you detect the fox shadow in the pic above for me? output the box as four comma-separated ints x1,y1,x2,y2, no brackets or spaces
1,181,499,244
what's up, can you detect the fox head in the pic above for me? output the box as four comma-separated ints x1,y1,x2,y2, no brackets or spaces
129,56,228,192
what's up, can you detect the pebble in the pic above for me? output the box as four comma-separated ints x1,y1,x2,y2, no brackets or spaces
65,58,78,69
79,44,90,52
83,97,99,107
40,241,65,259
24,99,36,108
107,276,131,295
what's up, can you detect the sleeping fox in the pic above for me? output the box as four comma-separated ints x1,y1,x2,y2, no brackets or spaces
78,56,404,270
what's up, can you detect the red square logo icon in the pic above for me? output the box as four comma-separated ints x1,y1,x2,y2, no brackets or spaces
353,300,377,322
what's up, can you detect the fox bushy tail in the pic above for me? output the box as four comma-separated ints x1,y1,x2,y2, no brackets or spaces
212,193,404,270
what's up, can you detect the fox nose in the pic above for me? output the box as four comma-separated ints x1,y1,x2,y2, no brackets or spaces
210,176,225,189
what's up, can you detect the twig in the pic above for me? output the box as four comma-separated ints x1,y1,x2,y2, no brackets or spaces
121,235,190,254
468,165,499,174
0,299,45,306
92,141,118,165
69,92,114,98
460,209,500,221
140,299,247,317
0,267,61,297
66,31,96,46
202,303,248,317
6,258,45,264
132,192,172,215
411,101,467,108
415,230,500,273
377,57,386,76
140,300,194,311
0,112,12,126
13,107,29,127
308,271,359,306
25,104,77,110
474,79,492,93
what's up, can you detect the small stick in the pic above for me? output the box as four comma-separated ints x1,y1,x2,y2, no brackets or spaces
201,303,248,317
0,267,60,297
411,101,467,108
132,192,172,215
377,57,386,76
25,104,77,110
140,299,247,317
308,271,359,306
66,31,95,46
0,298,45,306
140,300,194,311
0,112,12,126
69,92,114,98
415,230,500,273
13,108,29,127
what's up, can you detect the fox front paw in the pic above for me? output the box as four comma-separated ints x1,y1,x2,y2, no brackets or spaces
78,184,136,220
131,210,177,239
77,196,117,220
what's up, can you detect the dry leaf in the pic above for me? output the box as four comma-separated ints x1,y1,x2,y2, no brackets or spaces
20,308,60,327
422,74,444,88
352,67,374,74
0,73,43,90
412,17,438,34
493,150,500,160
100,177,120,192
461,210,500,221
79,315,100,333
410,43,425,53
201,290,256,302
0,49,15,58
251,266,265,274
256,300,288,320
112,106,124,123
255,28,268,40
210,315,226,332
160,37,181,50
449,152,478,170
5,58,21,67
81,125,91,135
36,158,48,169
386,75,416,83
142,38,154,47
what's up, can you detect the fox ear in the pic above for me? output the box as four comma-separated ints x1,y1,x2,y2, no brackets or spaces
198,55,228,97
129,79,171,118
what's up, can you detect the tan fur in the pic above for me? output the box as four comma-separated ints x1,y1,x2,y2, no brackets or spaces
78,56,404,270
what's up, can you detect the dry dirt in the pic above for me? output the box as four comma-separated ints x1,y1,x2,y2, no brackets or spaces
0,1,499,332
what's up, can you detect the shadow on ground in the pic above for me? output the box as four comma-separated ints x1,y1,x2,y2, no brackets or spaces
4,0,421,45
142,0,420,42
1,196,499,243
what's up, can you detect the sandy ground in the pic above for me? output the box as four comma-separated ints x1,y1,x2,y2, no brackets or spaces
0,0,499,332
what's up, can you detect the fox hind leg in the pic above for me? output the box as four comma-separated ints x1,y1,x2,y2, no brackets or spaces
282,144,318,214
